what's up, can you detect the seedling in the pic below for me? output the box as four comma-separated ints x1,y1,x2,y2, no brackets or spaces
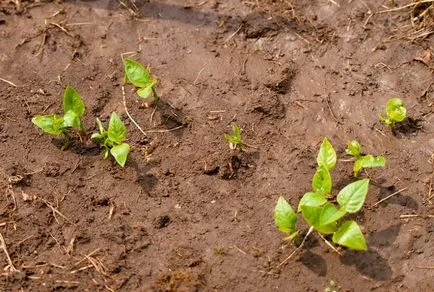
91,112,131,167
224,123,243,151
380,98,406,126
123,58,159,104
346,140,386,177
32,86,85,147
274,138,369,251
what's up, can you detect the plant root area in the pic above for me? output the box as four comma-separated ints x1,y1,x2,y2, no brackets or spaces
1,0,433,291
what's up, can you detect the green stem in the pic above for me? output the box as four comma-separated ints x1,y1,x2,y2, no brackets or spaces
152,87,160,104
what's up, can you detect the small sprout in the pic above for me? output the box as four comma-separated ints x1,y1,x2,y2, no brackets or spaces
91,112,131,167
214,247,226,255
345,140,361,157
224,123,243,151
345,140,386,177
275,138,371,252
324,279,340,292
380,98,407,126
32,86,85,148
123,58,159,104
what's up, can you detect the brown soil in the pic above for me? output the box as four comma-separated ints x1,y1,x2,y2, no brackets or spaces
1,0,434,291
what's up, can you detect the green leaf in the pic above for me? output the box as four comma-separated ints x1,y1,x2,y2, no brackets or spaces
91,132,104,143
63,86,85,117
300,204,338,234
137,81,157,100
62,110,81,129
353,155,386,176
32,114,64,136
96,118,105,134
337,179,369,213
298,192,327,212
317,137,336,170
332,220,367,251
386,98,406,123
110,143,130,167
224,134,237,144
274,196,297,234
232,123,241,140
346,140,361,157
321,206,346,226
108,112,127,145
312,165,332,196
124,58,157,88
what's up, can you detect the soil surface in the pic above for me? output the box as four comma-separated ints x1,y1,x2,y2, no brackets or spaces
1,0,434,291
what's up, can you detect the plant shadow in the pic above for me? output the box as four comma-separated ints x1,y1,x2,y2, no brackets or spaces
374,184,418,210
369,224,402,248
62,0,227,27
128,157,158,194
299,250,327,277
339,224,401,281
340,249,392,281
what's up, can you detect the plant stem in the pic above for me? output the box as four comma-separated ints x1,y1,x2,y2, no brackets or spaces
121,84,148,138
278,226,314,268
152,87,159,104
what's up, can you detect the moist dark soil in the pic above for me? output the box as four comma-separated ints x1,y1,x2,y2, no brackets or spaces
1,0,434,291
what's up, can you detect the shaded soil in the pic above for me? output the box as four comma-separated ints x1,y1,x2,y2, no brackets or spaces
0,0,433,291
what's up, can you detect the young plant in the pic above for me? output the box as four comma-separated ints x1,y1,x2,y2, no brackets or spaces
346,140,386,177
32,86,85,146
91,112,131,167
380,98,406,126
274,138,369,251
224,123,243,151
123,58,159,104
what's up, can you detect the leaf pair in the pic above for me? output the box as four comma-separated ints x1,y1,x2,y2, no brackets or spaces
124,58,158,102
32,86,85,136
311,138,336,196
380,98,406,126
91,113,130,167
345,140,386,176
224,123,243,151
299,179,369,250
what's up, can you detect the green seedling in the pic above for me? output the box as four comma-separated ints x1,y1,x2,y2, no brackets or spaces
91,112,131,167
224,123,243,151
380,98,406,126
123,58,159,104
32,86,85,147
274,138,369,251
346,140,386,177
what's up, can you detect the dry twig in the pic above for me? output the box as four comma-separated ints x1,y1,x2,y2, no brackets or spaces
373,188,408,207
0,233,19,273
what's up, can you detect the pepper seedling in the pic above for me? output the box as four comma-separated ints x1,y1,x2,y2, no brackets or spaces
380,98,406,126
123,58,159,104
274,138,369,251
32,86,85,148
91,112,131,167
346,140,386,177
224,123,243,151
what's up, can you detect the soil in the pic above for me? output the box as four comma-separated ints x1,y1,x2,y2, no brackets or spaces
0,0,433,291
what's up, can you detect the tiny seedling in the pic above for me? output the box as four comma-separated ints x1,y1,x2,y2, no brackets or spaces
346,140,386,177
274,138,369,252
91,112,131,167
380,98,406,126
224,123,243,151
32,86,85,147
123,58,159,104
